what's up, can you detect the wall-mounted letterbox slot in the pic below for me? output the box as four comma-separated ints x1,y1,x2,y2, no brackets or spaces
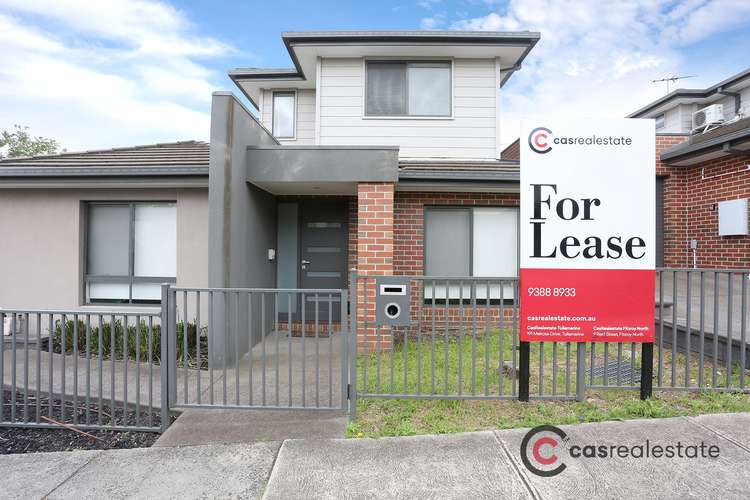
375,277,411,326
379,284,406,296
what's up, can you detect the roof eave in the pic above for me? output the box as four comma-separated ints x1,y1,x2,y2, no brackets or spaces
229,30,541,101
661,128,750,164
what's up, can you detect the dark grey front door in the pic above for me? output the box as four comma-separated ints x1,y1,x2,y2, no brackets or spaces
299,201,348,320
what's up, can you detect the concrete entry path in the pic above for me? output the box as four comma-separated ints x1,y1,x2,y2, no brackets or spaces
154,408,348,447
174,330,346,410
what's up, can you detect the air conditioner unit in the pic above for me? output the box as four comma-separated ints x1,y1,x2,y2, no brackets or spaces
692,104,724,131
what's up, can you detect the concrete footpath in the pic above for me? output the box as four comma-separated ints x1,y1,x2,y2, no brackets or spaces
2,413,750,499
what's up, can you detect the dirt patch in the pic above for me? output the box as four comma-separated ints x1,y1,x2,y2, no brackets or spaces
1,390,171,455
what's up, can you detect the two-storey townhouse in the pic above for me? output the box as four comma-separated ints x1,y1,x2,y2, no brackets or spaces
628,68,750,269
212,31,539,347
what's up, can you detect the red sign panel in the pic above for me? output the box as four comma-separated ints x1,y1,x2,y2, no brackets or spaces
520,269,654,342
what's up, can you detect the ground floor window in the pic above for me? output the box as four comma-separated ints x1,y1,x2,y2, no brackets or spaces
85,202,176,304
424,206,518,301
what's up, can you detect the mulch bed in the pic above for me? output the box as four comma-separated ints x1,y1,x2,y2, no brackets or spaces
1,390,172,455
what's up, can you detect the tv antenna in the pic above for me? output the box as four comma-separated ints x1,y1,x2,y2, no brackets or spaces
652,75,697,94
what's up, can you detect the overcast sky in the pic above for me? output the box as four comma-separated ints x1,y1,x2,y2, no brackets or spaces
1,0,749,152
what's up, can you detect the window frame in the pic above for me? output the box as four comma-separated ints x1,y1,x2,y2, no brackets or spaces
83,201,177,305
272,90,297,139
363,59,454,119
423,205,519,304
655,113,665,130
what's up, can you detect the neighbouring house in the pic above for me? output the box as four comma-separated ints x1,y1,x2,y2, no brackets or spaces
0,141,209,310
628,67,750,269
0,30,540,352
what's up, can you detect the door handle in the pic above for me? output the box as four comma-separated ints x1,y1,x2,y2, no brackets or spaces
301,260,311,265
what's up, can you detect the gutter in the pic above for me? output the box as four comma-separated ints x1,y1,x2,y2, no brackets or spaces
398,169,519,182
661,127,750,163
0,165,209,178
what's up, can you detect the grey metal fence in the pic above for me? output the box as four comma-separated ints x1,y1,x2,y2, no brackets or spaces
165,286,350,411
3,267,747,434
350,274,582,406
586,268,750,393
0,309,164,432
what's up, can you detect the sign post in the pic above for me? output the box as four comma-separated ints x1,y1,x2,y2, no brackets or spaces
519,119,655,400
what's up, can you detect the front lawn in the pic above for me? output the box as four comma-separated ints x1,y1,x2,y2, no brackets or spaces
347,390,750,438
348,329,750,438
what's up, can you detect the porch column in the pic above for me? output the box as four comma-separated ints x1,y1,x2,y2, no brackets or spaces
356,182,395,352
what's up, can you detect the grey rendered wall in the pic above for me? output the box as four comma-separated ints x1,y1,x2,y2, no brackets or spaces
208,92,279,365
0,187,208,310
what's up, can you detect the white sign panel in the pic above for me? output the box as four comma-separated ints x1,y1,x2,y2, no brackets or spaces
520,118,655,343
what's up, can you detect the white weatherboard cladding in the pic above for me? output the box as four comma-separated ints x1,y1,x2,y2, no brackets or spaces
520,118,655,270
319,57,498,159
261,88,316,144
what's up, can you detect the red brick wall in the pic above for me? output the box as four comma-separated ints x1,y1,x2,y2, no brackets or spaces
356,183,395,350
685,155,750,268
657,134,750,268
393,191,520,276
393,191,520,331
656,134,691,267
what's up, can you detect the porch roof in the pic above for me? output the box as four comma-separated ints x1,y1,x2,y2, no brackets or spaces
246,145,399,195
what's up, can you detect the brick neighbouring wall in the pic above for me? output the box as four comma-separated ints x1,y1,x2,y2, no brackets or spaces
394,191,520,331
657,134,690,268
685,155,750,268
657,134,750,268
357,183,395,351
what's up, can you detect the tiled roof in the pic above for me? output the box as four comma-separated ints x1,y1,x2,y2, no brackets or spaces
0,141,208,168
398,159,519,182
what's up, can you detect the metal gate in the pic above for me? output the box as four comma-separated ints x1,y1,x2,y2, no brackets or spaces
162,285,350,411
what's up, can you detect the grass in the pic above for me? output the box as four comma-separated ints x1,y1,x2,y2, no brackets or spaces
347,391,750,438
347,329,750,438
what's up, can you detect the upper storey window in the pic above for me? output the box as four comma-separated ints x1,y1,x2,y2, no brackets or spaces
272,91,296,138
655,113,665,130
365,61,451,117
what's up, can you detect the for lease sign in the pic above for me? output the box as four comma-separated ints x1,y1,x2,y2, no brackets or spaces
520,119,655,343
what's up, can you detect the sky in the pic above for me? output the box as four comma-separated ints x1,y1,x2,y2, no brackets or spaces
1,0,749,152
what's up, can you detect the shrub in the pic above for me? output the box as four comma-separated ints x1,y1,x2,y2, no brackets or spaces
53,319,203,366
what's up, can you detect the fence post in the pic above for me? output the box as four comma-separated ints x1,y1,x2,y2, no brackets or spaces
160,284,170,432
348,269,358,420
575,342,586,401
518,341,530,402
640,342,653,400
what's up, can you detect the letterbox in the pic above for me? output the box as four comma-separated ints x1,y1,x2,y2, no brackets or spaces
375,277,411,326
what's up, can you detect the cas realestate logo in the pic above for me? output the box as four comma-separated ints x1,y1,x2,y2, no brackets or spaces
520,425,568,476
528,127,553,154
519,424,723,478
